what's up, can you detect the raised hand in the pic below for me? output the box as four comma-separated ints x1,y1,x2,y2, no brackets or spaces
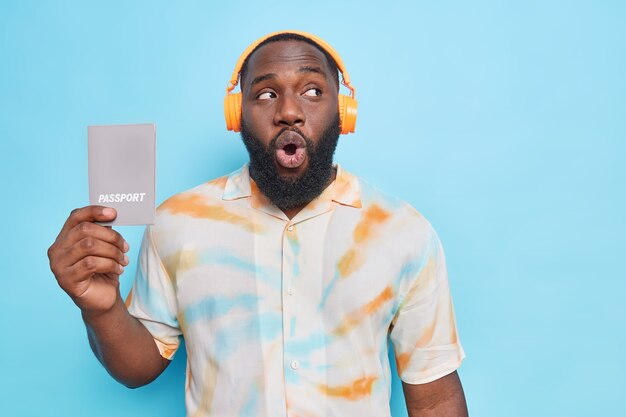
48,206,130,315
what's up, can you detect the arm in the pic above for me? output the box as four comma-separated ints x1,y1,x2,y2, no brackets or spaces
82,292,171,387
403,371,468,417
48,206,169,388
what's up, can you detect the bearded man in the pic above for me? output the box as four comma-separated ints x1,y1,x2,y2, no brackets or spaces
48,31,468,416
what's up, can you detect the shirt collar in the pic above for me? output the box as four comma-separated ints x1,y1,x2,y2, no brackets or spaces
222,163,362,219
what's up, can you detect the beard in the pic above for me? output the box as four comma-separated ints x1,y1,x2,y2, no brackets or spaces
240,113,341,210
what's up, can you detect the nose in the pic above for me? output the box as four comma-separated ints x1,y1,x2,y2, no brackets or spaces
273,93,305,128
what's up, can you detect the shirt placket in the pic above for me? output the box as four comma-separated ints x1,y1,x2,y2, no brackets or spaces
281,220,301,415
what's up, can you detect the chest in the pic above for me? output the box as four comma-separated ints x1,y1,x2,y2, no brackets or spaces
167,209,409,340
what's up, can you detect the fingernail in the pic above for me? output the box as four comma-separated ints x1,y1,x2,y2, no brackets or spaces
118,264,124,273
123,254,129,264
103,208,115,217
123,241,129,252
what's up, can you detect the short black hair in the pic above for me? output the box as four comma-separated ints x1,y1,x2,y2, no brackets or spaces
239,33,340,90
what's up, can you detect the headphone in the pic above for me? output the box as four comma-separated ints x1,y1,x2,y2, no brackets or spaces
224,30,358,135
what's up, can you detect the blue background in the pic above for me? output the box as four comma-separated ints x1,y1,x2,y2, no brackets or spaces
1,1,625,416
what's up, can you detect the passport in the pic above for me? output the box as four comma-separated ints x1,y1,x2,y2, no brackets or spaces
88,123,156,226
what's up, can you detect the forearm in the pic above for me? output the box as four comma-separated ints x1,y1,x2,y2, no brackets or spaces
403,371,468,417
406,390,468,417
82,292,168,388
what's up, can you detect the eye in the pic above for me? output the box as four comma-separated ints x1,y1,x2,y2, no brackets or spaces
303,88,322,97
257,91,276,100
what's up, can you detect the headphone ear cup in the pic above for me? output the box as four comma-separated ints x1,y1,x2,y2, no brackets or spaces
224,93,242,132
338,94,358,134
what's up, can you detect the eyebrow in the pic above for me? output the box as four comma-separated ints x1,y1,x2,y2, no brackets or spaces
298,65,325,76
250,73,276,87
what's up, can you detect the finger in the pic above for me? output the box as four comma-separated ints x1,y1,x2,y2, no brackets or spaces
61,238,129,269
67,255,125,282
65,221,129,254
58,206,117,239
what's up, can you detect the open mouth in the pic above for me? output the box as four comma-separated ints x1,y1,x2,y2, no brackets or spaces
275,131,307,169
283,143,297,156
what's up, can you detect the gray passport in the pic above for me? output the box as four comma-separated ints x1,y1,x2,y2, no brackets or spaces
88,124,156,226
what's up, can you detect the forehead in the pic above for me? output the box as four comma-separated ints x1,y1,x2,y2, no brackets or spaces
243,40,332,83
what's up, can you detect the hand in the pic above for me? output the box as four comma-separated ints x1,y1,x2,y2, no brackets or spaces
48,206,130,316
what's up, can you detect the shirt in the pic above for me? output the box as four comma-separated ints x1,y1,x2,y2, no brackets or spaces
126,163,465,417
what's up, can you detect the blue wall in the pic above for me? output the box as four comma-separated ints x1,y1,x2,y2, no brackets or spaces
1,1,625,416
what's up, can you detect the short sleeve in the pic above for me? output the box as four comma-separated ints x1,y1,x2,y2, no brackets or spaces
126,226,182,360
389,228,465,384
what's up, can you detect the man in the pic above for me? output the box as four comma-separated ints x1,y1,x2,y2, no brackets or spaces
48,31,468,416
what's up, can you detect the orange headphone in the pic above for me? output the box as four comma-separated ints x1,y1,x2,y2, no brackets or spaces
224,30,357,135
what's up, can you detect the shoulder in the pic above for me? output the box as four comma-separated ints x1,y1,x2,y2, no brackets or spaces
344,170,441,256
156,174,230,218
150,169,241,238
354,172,436,230
146,169,238,248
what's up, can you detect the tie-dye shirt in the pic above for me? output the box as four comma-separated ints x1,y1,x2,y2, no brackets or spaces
126,163,464,417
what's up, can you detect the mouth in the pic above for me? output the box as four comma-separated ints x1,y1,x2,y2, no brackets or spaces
274,130,307,169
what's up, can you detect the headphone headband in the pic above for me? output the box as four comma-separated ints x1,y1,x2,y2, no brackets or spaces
226,30,356,98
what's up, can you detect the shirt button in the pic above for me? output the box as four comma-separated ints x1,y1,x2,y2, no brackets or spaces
290,360,299,370
287,287,294,296
287,225,295,232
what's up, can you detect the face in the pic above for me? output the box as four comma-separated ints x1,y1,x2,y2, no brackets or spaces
240,40,341,210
